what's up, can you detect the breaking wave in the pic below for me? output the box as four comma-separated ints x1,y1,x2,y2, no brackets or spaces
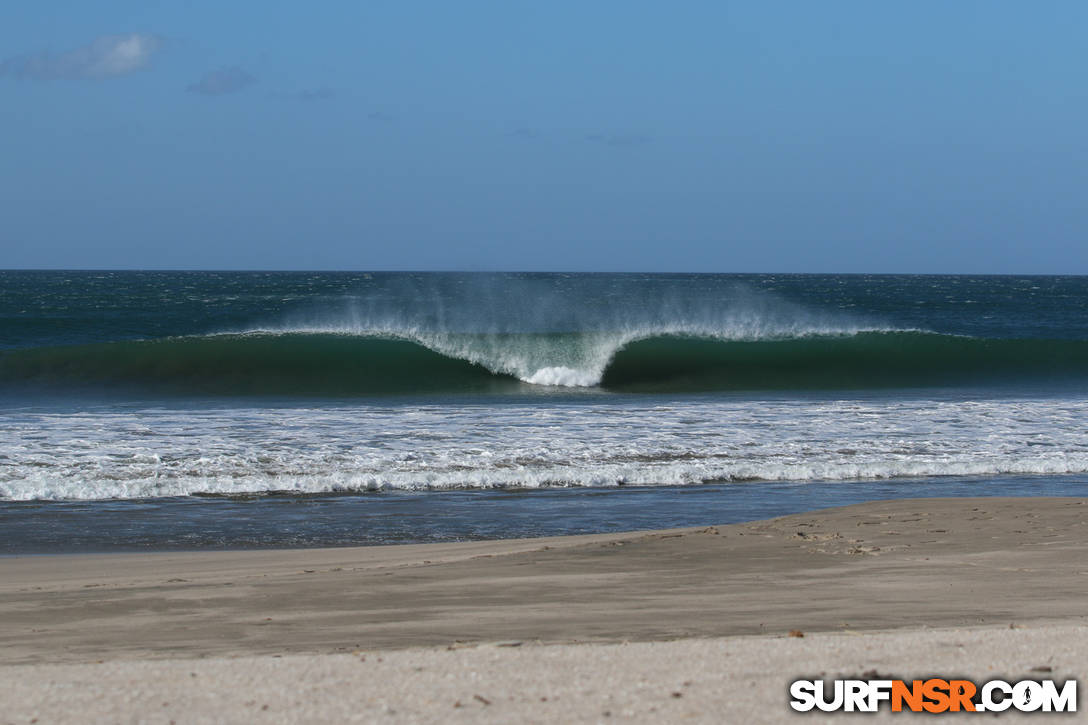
3,327,1088,395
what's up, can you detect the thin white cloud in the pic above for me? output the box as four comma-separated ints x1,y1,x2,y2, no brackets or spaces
186,67,256,96
0,33,162,80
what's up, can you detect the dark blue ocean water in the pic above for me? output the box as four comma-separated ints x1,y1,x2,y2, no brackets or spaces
2,272,1087,552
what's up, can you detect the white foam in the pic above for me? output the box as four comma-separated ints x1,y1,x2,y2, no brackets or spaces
3,395,1087,501
523,366,602,387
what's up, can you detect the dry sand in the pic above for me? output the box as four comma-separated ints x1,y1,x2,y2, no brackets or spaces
4,625,1085,724
1,496,1086,722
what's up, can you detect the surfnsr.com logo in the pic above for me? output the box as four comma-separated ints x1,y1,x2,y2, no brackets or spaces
789,678,1077,713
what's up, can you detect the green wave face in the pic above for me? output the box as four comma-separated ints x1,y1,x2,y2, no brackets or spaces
603,332,1088,391
0,334,520,396
3,330,1088,396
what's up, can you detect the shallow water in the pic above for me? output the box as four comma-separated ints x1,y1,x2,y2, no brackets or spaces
2,473,1086,554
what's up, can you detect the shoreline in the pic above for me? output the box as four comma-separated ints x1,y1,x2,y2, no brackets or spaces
2,497,1086,666
7,472,1088,556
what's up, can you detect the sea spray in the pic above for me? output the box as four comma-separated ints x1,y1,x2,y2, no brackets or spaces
255,274,888,386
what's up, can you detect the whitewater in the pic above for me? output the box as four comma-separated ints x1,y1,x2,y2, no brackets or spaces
4,396,1088,501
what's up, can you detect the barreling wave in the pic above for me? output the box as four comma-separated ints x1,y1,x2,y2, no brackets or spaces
4,327,1088,395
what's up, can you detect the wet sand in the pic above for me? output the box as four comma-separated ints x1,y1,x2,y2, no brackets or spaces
1,497,1086,721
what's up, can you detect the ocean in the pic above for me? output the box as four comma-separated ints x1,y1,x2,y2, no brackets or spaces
3,271,1088,553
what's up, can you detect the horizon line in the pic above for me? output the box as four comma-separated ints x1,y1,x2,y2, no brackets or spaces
2,268,1087,277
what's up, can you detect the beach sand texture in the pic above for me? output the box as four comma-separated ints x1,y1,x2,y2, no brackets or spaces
2,497,1086,722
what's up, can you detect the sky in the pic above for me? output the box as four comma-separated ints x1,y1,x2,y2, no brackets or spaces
1,1,1086,273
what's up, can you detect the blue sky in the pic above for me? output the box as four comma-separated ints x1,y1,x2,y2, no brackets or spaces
2,1,1085,272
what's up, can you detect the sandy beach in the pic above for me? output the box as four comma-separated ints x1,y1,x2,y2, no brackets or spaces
2,496,1086,722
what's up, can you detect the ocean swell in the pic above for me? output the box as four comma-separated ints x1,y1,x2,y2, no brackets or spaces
2,327,1088,395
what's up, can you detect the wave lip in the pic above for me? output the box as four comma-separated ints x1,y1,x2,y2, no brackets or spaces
3,327,1088,396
